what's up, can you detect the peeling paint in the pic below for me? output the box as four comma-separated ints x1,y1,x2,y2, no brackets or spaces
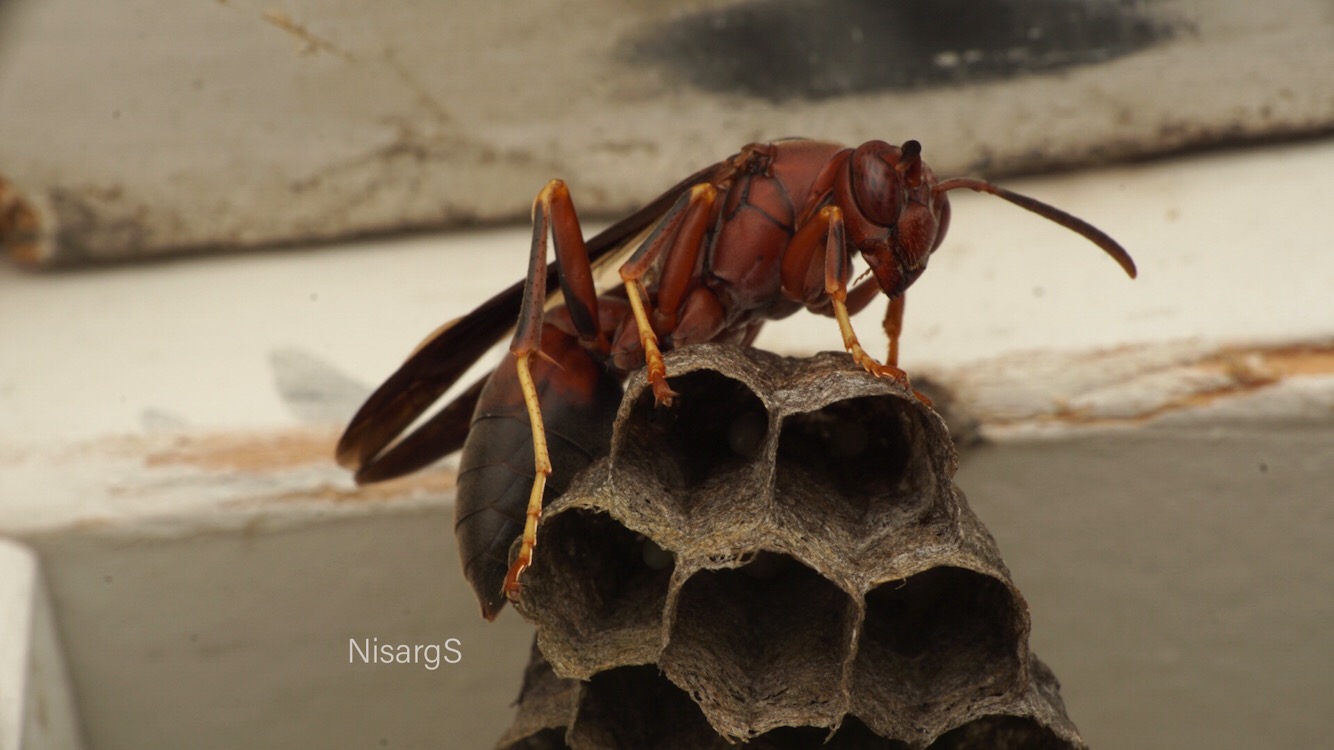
958,340,1334,432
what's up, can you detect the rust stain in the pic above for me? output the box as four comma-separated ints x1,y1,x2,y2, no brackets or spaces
1254,343,1334,377
65,517,117,532
242,471,458,506
144,428,345,472
261,9,355,61
0,177,47,266
142,426,457,503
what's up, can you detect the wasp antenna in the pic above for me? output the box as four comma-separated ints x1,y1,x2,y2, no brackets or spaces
935,177,1137,279
897,140,924,187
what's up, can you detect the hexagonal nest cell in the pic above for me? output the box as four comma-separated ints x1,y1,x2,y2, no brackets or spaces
660,551,857,736
503,345,1085,748
617,368,771,504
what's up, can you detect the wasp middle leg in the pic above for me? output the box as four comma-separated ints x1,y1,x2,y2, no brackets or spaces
617,183,719,406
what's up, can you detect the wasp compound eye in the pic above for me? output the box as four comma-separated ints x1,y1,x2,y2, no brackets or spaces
850,140,905,227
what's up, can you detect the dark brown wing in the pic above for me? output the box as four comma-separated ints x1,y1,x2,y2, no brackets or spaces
335,158,735,483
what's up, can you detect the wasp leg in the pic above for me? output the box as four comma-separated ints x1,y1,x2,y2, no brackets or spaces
878,291,932,406
883,292,905,368
780,204,909,386
502,348,551,603
618,183,719,407
502,180,610,602
798,205,910,389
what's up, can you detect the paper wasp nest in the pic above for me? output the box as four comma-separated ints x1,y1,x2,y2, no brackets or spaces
500,346,1085,749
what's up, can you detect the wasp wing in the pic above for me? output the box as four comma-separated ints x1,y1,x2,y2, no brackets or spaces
336,159,734,482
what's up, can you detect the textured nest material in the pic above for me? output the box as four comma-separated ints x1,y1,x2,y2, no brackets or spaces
499,647,1079,750
502,345,1084,749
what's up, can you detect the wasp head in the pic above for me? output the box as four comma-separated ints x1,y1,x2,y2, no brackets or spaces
837,139,951,299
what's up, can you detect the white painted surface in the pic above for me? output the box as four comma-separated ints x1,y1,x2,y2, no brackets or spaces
0,540,84,750
0,542,30,749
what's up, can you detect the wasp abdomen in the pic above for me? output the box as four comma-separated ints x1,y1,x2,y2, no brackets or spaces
455,327,622,619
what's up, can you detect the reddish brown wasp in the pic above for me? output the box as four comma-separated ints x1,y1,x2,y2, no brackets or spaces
336,138,1136,619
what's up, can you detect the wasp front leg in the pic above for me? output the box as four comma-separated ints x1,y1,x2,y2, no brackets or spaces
783,205,913,388
883,291,905,368
822,208,912,388
876,289,934,406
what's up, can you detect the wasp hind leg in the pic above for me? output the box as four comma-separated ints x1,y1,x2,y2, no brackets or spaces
501,180,609,603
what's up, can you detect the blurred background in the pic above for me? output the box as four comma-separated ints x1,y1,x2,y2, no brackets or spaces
2,0,1330,266
1,1,1332,749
